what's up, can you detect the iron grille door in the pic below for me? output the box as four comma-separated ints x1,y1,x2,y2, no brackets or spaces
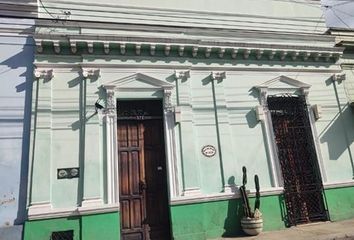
267,95,328,226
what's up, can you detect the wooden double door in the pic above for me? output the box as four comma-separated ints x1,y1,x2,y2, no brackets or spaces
117,100,171,240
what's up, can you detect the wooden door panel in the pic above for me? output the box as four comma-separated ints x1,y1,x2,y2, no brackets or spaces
118,100,171,240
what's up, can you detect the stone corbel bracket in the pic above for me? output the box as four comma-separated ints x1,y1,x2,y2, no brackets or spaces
174,70,190,80
34,68,54,79
211,71,226,82
332,73,346,82
81,68,100,79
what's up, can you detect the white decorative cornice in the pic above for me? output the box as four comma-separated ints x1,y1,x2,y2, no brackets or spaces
81,68,100,78
34,68,54,79
174,70,190,80
33,37,345,63
211,71,226,81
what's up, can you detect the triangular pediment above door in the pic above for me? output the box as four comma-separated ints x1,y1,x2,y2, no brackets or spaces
256,75,311,90
103,73,174,90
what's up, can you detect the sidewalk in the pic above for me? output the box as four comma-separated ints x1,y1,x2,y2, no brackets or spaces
215,219,354,240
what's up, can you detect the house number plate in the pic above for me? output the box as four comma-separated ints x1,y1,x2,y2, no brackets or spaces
202,145,217,157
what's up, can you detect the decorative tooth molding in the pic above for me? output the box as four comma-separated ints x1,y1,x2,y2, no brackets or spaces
135,44,141,55
205,47,211,58
192,46,198,57
174,70,190,80
291,51,299,61
34,68,54,79
120,43,126,55
164,45,171,56
178,46,184,57
325,53,333,62
53,41,60,54
303,52,311,61
150,45,156,56
280,51,287,61
35,39,43,53
269,50,276,60
243,49,250,59
103,42,110,54
231,49,238,59
70,40,77,54
218,48,225,58
87,41,94,54
81,68,100,78
314,52,320,62
211,71,226,81
256,49,264,60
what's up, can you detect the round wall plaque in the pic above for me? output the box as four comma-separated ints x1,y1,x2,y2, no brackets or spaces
202,145,217,157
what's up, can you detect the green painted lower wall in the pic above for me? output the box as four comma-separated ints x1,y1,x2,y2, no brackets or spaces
170,195,285,240
23,212,120,240
325,186,354,221
22,187,354,240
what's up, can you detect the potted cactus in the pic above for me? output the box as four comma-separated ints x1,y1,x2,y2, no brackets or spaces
239,166,263,235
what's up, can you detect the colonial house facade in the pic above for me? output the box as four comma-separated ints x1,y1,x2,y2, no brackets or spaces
23,0,354,240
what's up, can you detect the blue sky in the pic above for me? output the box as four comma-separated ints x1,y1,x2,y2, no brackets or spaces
322,0,354,29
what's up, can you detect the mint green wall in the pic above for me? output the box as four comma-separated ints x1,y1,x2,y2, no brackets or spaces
23,212,120,240
325,186,354,221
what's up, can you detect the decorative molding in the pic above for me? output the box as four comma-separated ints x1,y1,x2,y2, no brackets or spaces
103,42,110,54
28,203,119,220
120,43,126,55
171,187,284,205
164,45,171,56
182,187,202,197
192,46,198,57
150,44,156,56
87,41,94,54
205,47,211,58
70,40,77,54
35,39,43,53
243,49,251,59
323,180,354,189
178,46,184,57
53,41,60,54
81,68,100,78
231,48,238,59
280,50,287,61
211,71,226,81
81,198,104,207
332,73,346,82
34,68,54,79
164,89,173,112
174,70,190,80
135,44,141,55
256,49,264,60
218,48,225,58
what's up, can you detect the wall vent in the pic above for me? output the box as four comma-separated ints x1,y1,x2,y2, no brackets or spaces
51,230,74,240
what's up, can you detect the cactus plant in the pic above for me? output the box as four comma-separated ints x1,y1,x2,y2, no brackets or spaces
239,166,261,218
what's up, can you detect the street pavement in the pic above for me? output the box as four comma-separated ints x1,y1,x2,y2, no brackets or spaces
213,218,354,240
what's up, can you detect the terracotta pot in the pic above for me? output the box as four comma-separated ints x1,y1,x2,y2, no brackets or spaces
241,217,263,236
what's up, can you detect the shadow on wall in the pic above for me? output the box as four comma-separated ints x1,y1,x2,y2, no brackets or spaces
320,105,354,161
0,30,34,226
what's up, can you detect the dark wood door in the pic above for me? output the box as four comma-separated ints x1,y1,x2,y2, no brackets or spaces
118,100,171,240
267,95,328,226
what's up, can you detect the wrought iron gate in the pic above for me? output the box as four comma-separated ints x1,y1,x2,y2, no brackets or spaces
267,95,328,226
